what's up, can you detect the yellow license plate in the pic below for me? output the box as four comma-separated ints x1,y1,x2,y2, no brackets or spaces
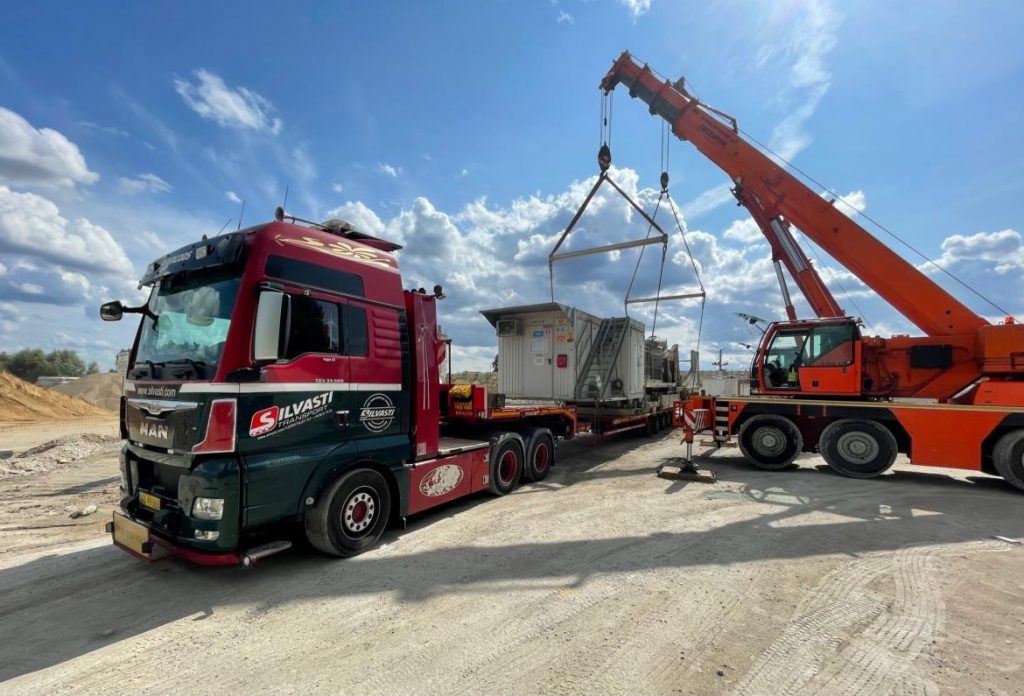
139,491,161,510
112,513,151,558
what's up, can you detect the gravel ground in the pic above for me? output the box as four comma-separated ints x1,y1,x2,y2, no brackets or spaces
1,424,1022,695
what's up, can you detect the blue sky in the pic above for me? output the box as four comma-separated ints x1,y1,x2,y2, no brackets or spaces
1,0,1022,372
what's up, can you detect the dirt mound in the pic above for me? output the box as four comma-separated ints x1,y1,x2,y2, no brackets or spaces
0,371,112,422
52,372,124,411
0,432,119,478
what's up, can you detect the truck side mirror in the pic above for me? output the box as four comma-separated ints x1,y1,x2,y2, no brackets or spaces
100,301,124,321
253,291,288,362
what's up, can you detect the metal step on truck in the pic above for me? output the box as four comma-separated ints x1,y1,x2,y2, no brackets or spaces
99,209,577,565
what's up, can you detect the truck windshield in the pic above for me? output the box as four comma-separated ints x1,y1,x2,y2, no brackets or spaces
134,271,240,379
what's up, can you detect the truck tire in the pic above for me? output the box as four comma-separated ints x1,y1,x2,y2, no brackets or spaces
737,415,803,470
305,468,391,557
523,429,554,483
489,436,524,495
992,430,1024,492
819,419,897,479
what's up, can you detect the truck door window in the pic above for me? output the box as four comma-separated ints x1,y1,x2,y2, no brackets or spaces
285,296,340,359
343,304,369,357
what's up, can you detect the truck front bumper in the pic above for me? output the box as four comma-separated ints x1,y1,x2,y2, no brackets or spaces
107,512,244,566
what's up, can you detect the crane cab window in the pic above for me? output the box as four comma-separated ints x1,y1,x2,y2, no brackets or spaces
764,330,806,388
803,323,856,367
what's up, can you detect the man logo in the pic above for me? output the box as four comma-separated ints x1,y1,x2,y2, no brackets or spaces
140,421,169,439
360,393,397,433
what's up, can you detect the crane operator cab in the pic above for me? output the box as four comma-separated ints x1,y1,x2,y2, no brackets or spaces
755,318,862,396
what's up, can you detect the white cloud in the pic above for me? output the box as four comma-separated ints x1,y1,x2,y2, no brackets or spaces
458,168,470,178
0,107,99,189
722,217,761,243
376,163,400,178
225,190,242,204
819,189,866,218
680,1,843,222
78,121,130,138
174,69,283,135
768,0,842,160
325,201,386,236
332,182,344,193
557,10,574,23
930,229,1024,275
0,185,133,277
618,0,652,17
117,173,172,195
681,184,734,220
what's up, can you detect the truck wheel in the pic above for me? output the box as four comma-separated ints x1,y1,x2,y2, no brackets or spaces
737,415,803,470
305,468,391,557
819,419,897,478
523,429,554,483
489,437,523,495
992,430,1024,492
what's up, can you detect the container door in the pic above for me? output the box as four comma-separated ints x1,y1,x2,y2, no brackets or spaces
526,322,554,399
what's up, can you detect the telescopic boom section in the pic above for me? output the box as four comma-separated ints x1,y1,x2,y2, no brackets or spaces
600,52,988,337
732,186,844,320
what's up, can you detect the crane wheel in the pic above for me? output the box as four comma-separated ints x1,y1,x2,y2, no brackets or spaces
523,429,555,483
819,419,897,479
992,430,1024,492
304,468,391,557
737,415,803,470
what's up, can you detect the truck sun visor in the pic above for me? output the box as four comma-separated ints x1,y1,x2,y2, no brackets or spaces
138,232,248,287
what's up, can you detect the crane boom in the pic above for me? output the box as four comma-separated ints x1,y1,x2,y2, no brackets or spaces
600,52,988,337
732,186,843,320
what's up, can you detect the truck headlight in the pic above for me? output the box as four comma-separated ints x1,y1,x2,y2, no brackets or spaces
192,497,225,520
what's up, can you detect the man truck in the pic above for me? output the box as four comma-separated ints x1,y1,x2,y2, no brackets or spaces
101,210,577,564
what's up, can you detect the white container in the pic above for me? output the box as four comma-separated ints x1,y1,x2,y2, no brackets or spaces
481,303,645,403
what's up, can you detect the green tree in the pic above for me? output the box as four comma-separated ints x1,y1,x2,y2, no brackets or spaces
86,361,100,375
6,349,53,383
46,350,85,377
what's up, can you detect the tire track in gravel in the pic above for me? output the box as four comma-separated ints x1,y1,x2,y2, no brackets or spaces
435,504,762,696
731,540,1010,696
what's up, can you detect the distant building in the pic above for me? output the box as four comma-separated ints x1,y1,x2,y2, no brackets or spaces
115,349,131,375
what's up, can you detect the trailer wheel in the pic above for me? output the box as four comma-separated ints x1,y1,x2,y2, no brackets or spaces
992,430,1024,492
819,419,897,478
305,468,391,557
489,438,523,495
523,429,555,483
737,415,803,470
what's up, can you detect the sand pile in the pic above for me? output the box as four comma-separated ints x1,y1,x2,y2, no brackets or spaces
0,371,111,422
0,433,120,478
52,372,124,411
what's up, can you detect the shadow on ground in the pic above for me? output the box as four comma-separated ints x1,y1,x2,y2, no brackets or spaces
2,434,1022,682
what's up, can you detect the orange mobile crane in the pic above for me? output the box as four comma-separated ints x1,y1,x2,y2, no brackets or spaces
601,51,1024,490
